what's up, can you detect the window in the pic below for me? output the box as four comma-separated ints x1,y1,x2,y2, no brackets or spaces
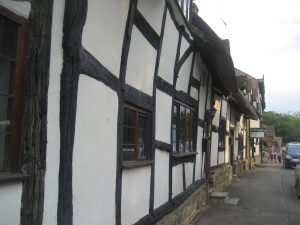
123,104,151,161
218,119,226,150
0,8,27,173
172,101,197,153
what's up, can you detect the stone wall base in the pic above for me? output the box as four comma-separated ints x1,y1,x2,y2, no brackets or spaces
156,184,208,225
254,155,261,164
208,164,232,192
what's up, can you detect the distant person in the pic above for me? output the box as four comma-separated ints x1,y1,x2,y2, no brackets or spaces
269,146,273,162
277,148,282,163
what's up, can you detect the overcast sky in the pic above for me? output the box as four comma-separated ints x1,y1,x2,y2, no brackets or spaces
195,0,300,113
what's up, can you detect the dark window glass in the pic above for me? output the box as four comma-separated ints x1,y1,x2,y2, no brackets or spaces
0,17,18,171
123,104,151,161
172,101,196,153
219,119,226,149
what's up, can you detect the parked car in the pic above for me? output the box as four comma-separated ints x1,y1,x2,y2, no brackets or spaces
283,143,300,169
295,163,300,199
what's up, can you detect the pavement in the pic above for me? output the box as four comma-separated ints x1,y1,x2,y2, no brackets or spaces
193,163,300,225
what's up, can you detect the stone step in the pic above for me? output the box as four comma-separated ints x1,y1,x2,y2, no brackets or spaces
209,192,229,203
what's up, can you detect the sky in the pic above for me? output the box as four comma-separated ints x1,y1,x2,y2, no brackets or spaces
195,0,300,113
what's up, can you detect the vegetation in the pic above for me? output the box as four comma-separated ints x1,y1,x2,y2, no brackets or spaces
263,111,300,144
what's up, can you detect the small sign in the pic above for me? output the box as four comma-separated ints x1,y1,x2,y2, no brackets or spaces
250,128,265,138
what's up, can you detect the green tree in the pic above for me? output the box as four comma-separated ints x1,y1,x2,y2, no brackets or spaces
263,111,300,144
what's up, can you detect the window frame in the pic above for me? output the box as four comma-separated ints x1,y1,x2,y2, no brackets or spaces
218,119,226,151
171,100,197,155
122,103,152,167
0,6,27,177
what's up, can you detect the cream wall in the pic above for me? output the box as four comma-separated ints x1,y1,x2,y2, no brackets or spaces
126,26,157,96
210,132,218,166
158,11,178,84
82,0,129,77
195,127,203,180
73,76,118,225
154,150,169,208
122,167,151,225
0,182,22,225
172,164,183,197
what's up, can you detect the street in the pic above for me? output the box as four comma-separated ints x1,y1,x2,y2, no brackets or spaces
194,163,300,225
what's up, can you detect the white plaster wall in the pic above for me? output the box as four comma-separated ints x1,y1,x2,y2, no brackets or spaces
43,0,64,224
192,52,202,81
225,136,230,163
218,151,224,165
221,99,227,119
185,162,194,187
154,150,169,208
122,167,151,225
0,0,30,18
126,26,157,96
180,37,190,58
0,182,22,225
172,164,183,197
73,76,118,225
82,0,129,77
250,119,260,128
155,90,172,143
158,11,178,84
198,83,207,120
176,54,193,93
210,132,218,166
212,95,221,127
137,0,165,34
206,76,212,110
195,127,203,180
190,86,198,100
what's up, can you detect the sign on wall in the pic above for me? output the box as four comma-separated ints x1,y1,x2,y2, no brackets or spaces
250,128,265,138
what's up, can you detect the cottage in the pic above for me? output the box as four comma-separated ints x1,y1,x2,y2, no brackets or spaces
0,1,263,225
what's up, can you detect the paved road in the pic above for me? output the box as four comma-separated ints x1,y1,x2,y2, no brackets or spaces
194,163,300,225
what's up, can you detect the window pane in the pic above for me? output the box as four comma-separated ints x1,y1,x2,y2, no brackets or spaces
0,126,9,171
123,108,135,161
0,18,18,58
0,58,13,95
172,104,178,152
179,105,186,152
137,114,148,160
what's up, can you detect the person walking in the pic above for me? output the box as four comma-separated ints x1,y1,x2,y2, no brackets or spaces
277,147,283,163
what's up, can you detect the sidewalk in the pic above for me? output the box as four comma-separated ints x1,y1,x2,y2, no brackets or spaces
193,163,300,225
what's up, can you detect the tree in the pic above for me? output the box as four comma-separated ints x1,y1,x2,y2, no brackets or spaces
263,111,300,144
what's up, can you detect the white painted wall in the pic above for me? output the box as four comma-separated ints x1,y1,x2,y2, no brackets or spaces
126,26,157,96
82,0,129,77
158,11,178,84
210,132,218,166
0,0,31,18
185,162,194,187
221,99,227,119
198,71,207,120
0,182,22,225
218,151,224,165
137,0,165,34
172,164,183,197
190,86,198,100
206,76,212,110
43,0,64,224
122,167,151,225
180,37,189,58
212,94,221,127
176,53,193,93
73,75,118,225
192,52,202,81
225,136,230,163
154,150,169,208
155,90,172,143
195,127,203,180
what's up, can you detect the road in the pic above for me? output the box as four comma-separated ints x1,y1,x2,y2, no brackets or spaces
193,163,300,225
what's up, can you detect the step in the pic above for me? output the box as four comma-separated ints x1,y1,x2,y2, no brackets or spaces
209,192,229,203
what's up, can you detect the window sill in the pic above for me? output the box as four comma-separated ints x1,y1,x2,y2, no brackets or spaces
218,146,225,151
172,152,197,166
0,172,28,184
122,160,154,169
172,151,198,159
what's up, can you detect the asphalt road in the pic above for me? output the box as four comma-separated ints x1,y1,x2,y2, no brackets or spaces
194,163,300,225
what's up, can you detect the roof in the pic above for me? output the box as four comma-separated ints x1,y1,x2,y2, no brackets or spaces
190,13,238,96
